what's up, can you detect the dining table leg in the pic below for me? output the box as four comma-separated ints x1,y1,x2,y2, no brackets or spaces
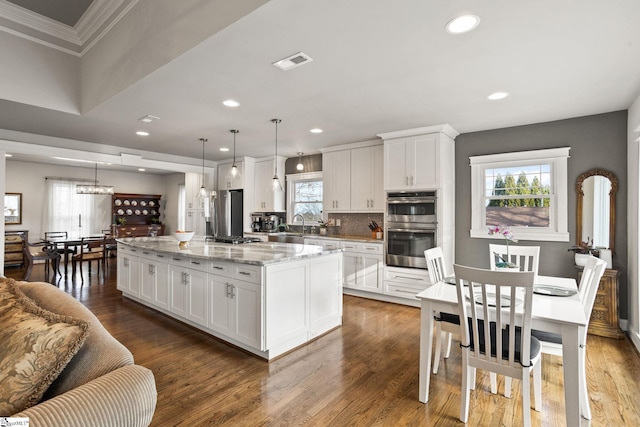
561,324,582,427
419,299,435,403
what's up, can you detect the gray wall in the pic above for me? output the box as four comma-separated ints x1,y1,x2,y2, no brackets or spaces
455,110,628,318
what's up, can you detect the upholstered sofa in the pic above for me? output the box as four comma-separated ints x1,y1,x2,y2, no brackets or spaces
1,278,157,426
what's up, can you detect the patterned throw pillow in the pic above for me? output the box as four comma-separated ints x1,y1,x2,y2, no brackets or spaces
0,278,89,414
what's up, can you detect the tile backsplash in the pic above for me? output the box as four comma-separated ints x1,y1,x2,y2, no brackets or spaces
326,213,384,237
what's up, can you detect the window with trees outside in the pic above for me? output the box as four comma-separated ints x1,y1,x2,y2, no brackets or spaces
470,147,570,242
286,172,323,224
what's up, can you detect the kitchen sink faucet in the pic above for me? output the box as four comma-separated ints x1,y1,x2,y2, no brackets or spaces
293,214,305,235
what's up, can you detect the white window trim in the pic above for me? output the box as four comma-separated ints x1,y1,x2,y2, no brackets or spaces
286,171,323,224
470,147,570,242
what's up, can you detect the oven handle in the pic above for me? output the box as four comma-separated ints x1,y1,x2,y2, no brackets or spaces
387,227,436,233
387,198,436,204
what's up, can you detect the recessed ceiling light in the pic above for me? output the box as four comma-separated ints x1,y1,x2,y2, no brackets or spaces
136,131,150,136
138,115,159,123
223,100,239,107
446,14,480,34
487,92,509,100
310,128,323,134
5,153,12,157
219,147,230,152
138,168,146,172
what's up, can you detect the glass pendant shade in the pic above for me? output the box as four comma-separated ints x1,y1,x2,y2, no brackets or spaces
76,163,114,194
226,130,241,184
296,152,304,171
270,119,284,193
198,138,208,198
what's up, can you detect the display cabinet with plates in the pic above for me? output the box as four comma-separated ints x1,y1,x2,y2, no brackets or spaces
112,193,164,237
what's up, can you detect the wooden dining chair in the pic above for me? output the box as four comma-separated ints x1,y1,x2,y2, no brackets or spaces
531,257,607,420
71,237,105,282
23,236,60,281
102,229,118,265
453,264,541,427
44,231,75,259
424,247,459,374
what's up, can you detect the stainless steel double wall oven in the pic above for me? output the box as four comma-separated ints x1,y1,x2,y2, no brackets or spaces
386,191,437,269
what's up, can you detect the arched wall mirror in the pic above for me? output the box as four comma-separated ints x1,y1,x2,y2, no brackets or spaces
576,168,617,252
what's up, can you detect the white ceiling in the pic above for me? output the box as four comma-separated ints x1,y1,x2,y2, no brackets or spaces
1,0,640,166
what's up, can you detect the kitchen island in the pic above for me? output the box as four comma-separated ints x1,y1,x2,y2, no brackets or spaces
117,236,343,360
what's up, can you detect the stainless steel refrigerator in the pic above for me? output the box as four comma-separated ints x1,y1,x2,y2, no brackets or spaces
217,189,243,237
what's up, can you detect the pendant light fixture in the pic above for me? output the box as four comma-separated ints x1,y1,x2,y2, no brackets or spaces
226,129,241,185
271,118,284,193
76,163,114,194
296,152,304,171
198,138,208,198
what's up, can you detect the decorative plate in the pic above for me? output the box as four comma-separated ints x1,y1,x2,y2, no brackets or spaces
123,200,130,206
533,285,578,297
142,209,148,215
117,209,124,215
149,201,155,207
140,201,147,207
114,199,122,206
126,209,133,215
151,209,157,215
134,209,141,215
131,200,138,206
473,293,522,308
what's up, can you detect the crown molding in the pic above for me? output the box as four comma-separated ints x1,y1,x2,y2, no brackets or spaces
0,0,137,56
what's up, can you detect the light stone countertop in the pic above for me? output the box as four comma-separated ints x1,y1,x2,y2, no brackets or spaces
244,232,384,244
117,236,343,266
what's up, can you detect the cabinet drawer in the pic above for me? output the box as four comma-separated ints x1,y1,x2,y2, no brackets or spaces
5,243,22,252
384,267,430,286
384,282,427,300
5,252,23,262
5,235,21,243
209,261,232,277
232,264,262,284
341,241,383,254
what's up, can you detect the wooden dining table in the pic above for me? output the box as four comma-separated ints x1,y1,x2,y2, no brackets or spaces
416,275,588,427
45,235,116,278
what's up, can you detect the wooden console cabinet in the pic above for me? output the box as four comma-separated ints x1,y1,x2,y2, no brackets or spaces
577,267,624,339
4,230,28,267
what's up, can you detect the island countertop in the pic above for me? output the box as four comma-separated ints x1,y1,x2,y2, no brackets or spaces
116,236,343,266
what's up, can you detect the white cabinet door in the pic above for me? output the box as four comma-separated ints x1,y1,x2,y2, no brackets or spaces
185,172,205,209
117,249,140,296
342,252,359,289
254,159,285,212
140,256,169,309
185,209,206,235
208,274,232,336
350,145,384,211
140,256,155,303
384,134,439,190
360,254,382,292
218,162,244,190
168,265,188,318
323,151,351,211
185,268,208,327
231,280,262,348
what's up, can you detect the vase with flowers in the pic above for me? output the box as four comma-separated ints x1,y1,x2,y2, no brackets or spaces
318,219,332,235
488,225,519,269
568,237,599,266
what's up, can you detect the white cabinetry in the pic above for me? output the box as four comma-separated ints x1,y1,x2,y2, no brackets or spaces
304,238,341,250
350,145,384,211
139,251,169,310
168,258,208,327
218,162,244,190
341,241,383,293
383,266,431,302
117,246,140,296
185,209,206,236
323,150,351,212
254,157,285,211
379,124,458,191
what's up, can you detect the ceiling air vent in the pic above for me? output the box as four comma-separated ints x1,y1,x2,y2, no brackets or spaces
272,52,313,71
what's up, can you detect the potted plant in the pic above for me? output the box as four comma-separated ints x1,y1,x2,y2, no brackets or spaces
488,225,519,269
568,237,599,266
117,217,126,226
318,219,331,235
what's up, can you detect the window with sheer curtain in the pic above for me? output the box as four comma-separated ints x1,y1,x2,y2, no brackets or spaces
43,178,106,238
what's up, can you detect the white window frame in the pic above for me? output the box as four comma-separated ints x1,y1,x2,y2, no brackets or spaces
470,147,570,242
286,172,323,224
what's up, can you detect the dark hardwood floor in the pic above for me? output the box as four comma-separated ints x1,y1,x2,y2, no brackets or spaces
6,262,640,426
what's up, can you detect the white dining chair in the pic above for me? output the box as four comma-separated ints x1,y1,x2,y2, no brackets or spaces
424,247,458,374
531,256,606,420
453,264,541,427
489,244,540,276
489,243,540,396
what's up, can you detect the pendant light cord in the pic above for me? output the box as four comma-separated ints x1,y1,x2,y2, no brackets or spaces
271,118,281,175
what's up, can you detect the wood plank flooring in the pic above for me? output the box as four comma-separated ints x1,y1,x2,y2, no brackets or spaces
6,263,640,426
